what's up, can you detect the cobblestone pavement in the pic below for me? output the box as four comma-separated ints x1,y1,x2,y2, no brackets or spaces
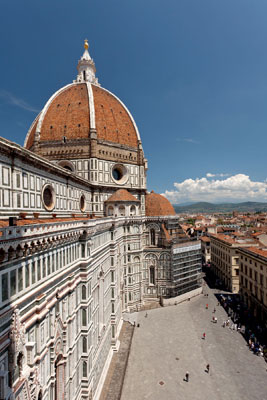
121,284,267,400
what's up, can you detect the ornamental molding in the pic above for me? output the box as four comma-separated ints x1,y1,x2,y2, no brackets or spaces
10,308,26,355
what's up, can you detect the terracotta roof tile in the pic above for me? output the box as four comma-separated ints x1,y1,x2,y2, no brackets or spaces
105,189,139,203
161,223,171,241
145,191,176,217
25,83,139,150
244,247,267,259
200,236,210,243
0,216,92,227
93,86,138,148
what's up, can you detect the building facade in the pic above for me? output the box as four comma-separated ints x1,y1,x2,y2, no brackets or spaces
200,236,211,265
0,42,201,400
238,247,267,325
210,234,258,293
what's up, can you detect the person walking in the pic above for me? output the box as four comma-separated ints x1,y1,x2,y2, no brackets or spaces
185,371,189,382
203,332,206,340
206,304,209,309
206,364,210,373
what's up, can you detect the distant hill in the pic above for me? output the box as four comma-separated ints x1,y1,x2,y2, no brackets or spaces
173,201,267,214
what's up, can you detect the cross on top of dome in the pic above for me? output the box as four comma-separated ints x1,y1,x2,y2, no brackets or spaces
75,39,100,86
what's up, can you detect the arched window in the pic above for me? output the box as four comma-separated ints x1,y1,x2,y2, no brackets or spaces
82,309,87,326
130,205,136,215
82,337,87,353
107,206,114,216
150,229,155,246
82,285,87,300
83,71,86,81
38,391,42,400
119,205,125,216
17,352,23,377
83,361,87,377
55,354,64,400
149,267,155,285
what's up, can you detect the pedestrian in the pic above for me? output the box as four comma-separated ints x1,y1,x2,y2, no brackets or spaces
206,364,210,373
206,304,208,309
203,332,206,340
214,317,217,323
185,371,189,382
213,308,216,313
145,312,148,318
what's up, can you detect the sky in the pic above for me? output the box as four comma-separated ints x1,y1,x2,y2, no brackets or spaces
0,0,267,204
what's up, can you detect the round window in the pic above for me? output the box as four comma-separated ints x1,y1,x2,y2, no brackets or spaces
111,164,128,184
58,160,75,172
42,184,56,211
80,194,86,212
112,168,122,181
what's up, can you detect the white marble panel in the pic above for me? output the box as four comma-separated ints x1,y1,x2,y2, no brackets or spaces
3,189,9,206
2,167,10,186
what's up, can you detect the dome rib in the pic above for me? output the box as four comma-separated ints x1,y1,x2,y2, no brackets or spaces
24,113,40,149
86,82,96,130
36,83,75,137
24,82,141,150
93,85,141,142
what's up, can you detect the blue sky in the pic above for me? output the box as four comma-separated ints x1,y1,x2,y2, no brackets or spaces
0,0,267,203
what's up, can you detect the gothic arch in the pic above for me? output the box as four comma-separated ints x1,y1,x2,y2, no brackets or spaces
55,354,64,400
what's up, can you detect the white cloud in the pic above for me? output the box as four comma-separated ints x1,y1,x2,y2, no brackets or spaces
163,174,267,203
176,138,199,144
0,90,39,113
206,172,229,178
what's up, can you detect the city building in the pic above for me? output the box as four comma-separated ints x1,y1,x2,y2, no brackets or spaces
210,234,258,293
238,247,267,325
0,41,201,400
200,236,211,265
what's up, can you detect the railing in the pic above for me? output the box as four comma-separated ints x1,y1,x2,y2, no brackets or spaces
0,214,181,241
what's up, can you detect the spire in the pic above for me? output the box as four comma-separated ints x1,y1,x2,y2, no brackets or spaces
75,39,100,85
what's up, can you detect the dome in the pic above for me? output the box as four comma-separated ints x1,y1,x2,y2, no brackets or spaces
145,191,176,216
24,41,141,152
105,189,140,203
24,83,140,150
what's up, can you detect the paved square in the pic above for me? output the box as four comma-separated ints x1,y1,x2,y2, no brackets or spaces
121,287,267,400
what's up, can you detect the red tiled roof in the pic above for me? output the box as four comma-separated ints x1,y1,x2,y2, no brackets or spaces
25,83,139,150
0,216,93,228
161,223,171,241
145,191,176,217
245,247,267,259
105,189,139,203
200,236,210,243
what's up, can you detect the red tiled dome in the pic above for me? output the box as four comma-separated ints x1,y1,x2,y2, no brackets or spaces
24,83,139,150
145,191,176,216
105,189,139,203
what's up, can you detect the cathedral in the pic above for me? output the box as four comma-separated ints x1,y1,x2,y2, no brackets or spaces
0,41,201,399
